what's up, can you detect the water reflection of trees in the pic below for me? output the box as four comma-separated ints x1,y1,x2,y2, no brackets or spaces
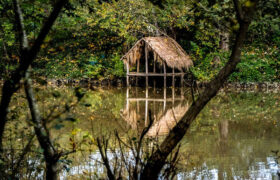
2,86,280,179
61,89,280,179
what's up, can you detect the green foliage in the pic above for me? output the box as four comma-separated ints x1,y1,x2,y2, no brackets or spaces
191,46,280,82
229,47,280,82
191,51,228,81
0,0,279,82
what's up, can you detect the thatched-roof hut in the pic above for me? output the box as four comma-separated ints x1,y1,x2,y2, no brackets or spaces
121,37,193,87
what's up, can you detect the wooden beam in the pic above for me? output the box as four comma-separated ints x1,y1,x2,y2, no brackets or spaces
136,60,139,86
126,61,129,86
145,42,148,87
127,98,183,102
172,87,175,106
153,55,156,88
172,67,175,87
163,62,166,88
136,58,140,86
126,88,129,111
145,88,148,126
136,87,139,112
181,72,184,87
128,73,185,76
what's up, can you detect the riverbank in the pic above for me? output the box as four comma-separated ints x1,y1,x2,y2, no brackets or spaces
1,78,280,92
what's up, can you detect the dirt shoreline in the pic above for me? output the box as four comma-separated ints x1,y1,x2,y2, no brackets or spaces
0,78,280,92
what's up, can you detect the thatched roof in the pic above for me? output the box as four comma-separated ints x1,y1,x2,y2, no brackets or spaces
121,37,193,71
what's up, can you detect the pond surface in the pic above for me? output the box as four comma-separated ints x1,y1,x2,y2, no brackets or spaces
4,86,280,179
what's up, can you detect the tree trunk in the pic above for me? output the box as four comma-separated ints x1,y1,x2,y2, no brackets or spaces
0,86,14,152
46,159,59,180
140,2,257,178
0,0,67,152
24,69,59,180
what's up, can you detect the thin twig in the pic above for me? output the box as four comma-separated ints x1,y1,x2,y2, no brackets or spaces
97,137,116,180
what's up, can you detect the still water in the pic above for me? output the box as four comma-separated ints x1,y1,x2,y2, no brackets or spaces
7,86,280,179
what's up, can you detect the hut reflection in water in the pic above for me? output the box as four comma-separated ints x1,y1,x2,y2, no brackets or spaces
121,87,190,136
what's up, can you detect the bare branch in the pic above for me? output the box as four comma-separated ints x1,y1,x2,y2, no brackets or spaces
140,1,258,179
115,132,130,174
58,149,76,157
133,110,154,179
0,0,67,153
12,134,35,178
97,137,116,180
114,130,132,149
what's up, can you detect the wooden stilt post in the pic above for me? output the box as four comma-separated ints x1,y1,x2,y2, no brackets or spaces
145,42,148,87
136,59,140,86
153,99,156,122
172,87,175,106
145,87,148,126
163,62,166,88
145,99,148,126
172,67,175,87
126,61,129,86
136,87,139,112
163,87,166,110
153,55,156,89
126,87,129,112
163,100,166,111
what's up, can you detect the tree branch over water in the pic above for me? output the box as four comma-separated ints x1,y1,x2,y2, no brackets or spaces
140,0,259,179
0,0,68,153
0,0,68,178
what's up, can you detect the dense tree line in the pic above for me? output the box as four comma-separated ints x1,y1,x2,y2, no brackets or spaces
1,0,279,81
0,0,278,179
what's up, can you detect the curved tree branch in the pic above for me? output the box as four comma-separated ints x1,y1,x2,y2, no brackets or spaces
140,1,258,179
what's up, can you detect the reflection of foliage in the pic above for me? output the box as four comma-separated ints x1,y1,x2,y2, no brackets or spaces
178,91,280,178
2,86,128,177
2,86,280,178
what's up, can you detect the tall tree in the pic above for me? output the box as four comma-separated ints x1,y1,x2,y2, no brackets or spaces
140,0,259,179
0,0,69,179
0,0,67,158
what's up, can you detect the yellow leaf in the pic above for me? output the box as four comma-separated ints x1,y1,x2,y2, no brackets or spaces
71,128,81,136
245,1,255,7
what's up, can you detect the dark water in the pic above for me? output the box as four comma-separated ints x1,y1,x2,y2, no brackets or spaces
4,86,280,179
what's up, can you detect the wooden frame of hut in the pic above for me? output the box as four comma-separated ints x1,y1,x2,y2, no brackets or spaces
121,37,193,87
